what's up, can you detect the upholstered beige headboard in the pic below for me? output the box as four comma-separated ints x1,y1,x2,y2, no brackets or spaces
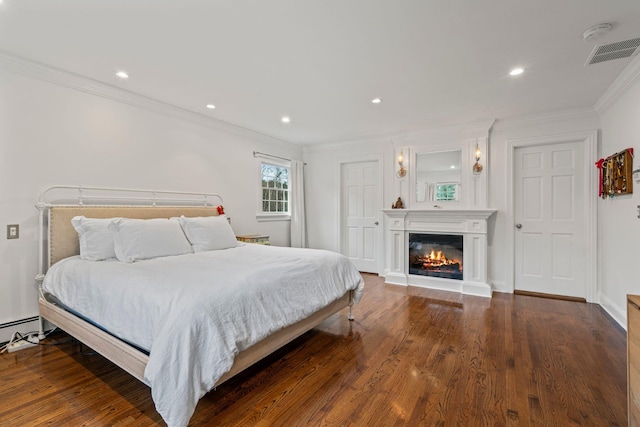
48,205,219,266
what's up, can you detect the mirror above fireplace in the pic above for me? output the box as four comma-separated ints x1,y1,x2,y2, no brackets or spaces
414,149,462,204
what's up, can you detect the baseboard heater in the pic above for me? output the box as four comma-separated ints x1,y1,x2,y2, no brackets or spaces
0,315,39,330
0,316,39,345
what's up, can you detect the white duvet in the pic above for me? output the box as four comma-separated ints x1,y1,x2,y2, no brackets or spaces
43,244,364,427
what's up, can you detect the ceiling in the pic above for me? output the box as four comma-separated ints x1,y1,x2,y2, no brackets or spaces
1,1,639,145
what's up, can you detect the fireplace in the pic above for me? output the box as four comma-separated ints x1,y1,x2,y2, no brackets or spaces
408,233,463,280
382,209,495,297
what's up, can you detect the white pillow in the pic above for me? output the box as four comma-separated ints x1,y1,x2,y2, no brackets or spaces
71,216,117,261
109,218,193,262
177,215,239,252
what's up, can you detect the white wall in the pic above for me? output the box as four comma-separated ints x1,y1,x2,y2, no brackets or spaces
304,112,605,298
0,68,300,342
303,124,490,253
598,73,640,326
303,138,395,253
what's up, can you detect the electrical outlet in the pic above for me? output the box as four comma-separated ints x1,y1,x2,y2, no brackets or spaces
7,224,19,239
6,336,38,353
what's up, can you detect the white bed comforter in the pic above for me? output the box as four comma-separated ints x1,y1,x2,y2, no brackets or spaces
42,244,363,427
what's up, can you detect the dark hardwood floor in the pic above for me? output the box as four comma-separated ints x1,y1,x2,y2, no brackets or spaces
0,274,627,426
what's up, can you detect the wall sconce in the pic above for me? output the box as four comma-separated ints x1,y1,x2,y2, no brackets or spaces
473,144,483,175
397,150,407,178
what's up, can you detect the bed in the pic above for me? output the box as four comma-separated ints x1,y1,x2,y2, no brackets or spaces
35,186,363,427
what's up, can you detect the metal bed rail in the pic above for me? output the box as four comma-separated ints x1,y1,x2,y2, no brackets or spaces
36,185,223,207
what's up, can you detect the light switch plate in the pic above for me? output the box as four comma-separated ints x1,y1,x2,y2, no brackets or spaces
7,224,19,239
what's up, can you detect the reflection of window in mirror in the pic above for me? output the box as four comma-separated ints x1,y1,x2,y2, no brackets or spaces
435,183,459,201
415,150,462,203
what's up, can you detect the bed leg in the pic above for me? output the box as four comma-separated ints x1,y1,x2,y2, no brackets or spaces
37,315,46,340
36,275,47,340
348,304,354,321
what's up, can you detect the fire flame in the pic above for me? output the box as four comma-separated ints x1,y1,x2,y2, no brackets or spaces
419,248,461,270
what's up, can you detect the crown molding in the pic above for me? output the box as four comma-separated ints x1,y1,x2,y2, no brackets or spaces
492,107,599,132
302,134,393,153
397,119,495,142
0,50,296,148
303,119,496,153
594,53,640,115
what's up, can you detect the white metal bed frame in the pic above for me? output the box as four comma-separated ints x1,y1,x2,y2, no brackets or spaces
35,185,354,389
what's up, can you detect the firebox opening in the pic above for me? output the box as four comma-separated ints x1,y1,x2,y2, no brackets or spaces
408,233,463,280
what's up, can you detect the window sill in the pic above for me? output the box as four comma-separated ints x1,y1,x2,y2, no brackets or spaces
256,213,291,222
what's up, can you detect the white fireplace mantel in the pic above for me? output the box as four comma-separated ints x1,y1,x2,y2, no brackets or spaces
382,209,496,297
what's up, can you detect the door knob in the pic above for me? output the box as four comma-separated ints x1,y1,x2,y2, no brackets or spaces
374,221,379,225
515,223,522,229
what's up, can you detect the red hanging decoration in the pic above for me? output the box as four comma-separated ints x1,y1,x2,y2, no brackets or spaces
216,205,225,215
595,158,604,197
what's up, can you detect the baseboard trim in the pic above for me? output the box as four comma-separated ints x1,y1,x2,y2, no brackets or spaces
491,281,511,293
598,292,626,330
514,290,586,303
462,282,493,298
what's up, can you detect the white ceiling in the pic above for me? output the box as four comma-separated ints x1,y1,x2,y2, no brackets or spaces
1,1,639,145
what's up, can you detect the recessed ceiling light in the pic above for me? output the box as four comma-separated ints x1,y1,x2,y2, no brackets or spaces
450,165,456,169
115,71,129,79
371,98,382,104
206,104,216,109
281,116,291,124
583,23,612,40
509,67,524,76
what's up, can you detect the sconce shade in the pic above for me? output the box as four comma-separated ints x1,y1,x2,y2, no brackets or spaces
473,144,483,175
397,150,407,178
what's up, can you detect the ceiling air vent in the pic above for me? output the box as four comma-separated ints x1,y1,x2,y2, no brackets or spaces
586,37,640,65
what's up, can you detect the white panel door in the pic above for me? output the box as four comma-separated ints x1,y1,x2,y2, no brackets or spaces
514,141,586,298
341,160,380,273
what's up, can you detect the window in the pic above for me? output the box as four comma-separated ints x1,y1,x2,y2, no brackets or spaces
260,162,290,214
435,183,458,201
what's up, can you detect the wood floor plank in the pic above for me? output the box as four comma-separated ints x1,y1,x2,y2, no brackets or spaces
0,274,627,426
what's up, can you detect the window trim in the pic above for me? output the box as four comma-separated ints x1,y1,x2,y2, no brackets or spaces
256,157,291,222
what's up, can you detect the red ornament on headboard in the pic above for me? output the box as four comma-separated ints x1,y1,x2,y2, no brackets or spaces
216,205,225,215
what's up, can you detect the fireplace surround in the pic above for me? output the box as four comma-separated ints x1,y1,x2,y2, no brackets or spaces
382,209,496,297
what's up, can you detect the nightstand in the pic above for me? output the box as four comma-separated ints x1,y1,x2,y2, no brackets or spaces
236,234,270,245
